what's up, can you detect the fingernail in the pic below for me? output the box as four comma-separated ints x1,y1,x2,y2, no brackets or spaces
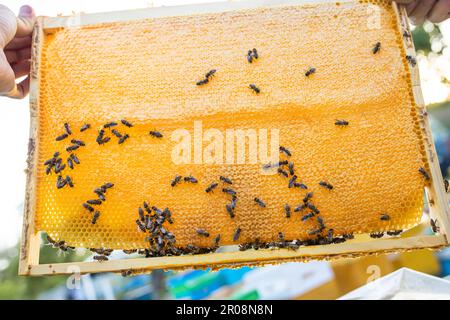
19,5,33,17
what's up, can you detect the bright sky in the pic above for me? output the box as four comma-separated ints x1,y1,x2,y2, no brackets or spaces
0,0,448,250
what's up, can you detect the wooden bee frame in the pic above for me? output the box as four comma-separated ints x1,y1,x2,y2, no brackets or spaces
19,0,450,276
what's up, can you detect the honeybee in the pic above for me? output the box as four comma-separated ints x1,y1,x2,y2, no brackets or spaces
64,123,72,135
67,158,74,169
71,139,85,146
66,145,80,152
418,167,430,180
430,219,439,233
226,204,235,218
219,176,232,185
247,50,253,63
406,55,417,67
214,234,221,247
335,119,349,126
369,232,384,238
86,199,101,205
91,211,100,224
233,227,241,241
83,203,95,212
279,146,291,157
56,133,68,141
205,69,217,79
307,203,320,214
118,134,129,144
294,204,306,212
56,175,67,189
70,154,80,165
319,181,333,190
288,162,294,175
121,119,133,127
94,189,106,201
294,182,308,189
102,182,114,190
205,182,219,193
327,229,334,242
284,204,291,218
93,255,108,262
305,67,316,77
149,131,163,138
184,176,198,183
303,192,313,203
386,230,402,236
121,269,133,277
196,78,209,86
288,175,297,188
80,123,90,132
196,229,210,237
254,197,266,207
136,219,146,232
222,188,237,196
171,175,182,187
380,213,390,221
301,212,315,221
252,48,258,59
249,84,260,94
277,168,288,178
372,41,381,54
103,122,118,128
66,176,74,188
111,129,122,138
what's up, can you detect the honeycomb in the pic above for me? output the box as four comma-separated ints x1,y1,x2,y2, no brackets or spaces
33,0,428,251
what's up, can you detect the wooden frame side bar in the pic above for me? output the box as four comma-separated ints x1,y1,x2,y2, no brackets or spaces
394,3,450,239
19,19,43,276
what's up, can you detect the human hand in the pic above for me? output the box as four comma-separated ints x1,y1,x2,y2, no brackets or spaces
404,0,450,25
0,5,36,99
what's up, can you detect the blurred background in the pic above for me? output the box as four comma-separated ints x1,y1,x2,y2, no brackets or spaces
1,0,450,300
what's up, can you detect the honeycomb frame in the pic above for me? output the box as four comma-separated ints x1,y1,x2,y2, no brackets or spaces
19,0,450,276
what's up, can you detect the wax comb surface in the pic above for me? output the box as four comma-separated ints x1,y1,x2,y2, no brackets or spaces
34,0,427,250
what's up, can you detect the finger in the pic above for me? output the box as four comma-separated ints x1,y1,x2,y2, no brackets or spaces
0,5,18,48
5,47,31,64
428,0,450,23
15,76,30,98
4,76,30,99
12,59,30,78
0,51,16,94
15,5,35,37
406,0,419,15
5,35,31,50
409,0,436,25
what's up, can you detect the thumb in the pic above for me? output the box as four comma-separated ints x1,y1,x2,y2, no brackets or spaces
16,5,35,37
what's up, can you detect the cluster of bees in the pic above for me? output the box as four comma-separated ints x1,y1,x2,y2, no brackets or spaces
90,248,113,261
82,182,114,225
46,235,74,252
96,119,133,145
134,202,180,257
44,123,86,189
43,39,438,264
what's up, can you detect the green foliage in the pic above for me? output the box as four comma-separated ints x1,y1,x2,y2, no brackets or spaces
412,24,444,55
412,26,432,53
0,235,88,299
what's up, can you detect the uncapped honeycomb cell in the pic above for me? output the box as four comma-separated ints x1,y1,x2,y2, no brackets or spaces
34,0,427,250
